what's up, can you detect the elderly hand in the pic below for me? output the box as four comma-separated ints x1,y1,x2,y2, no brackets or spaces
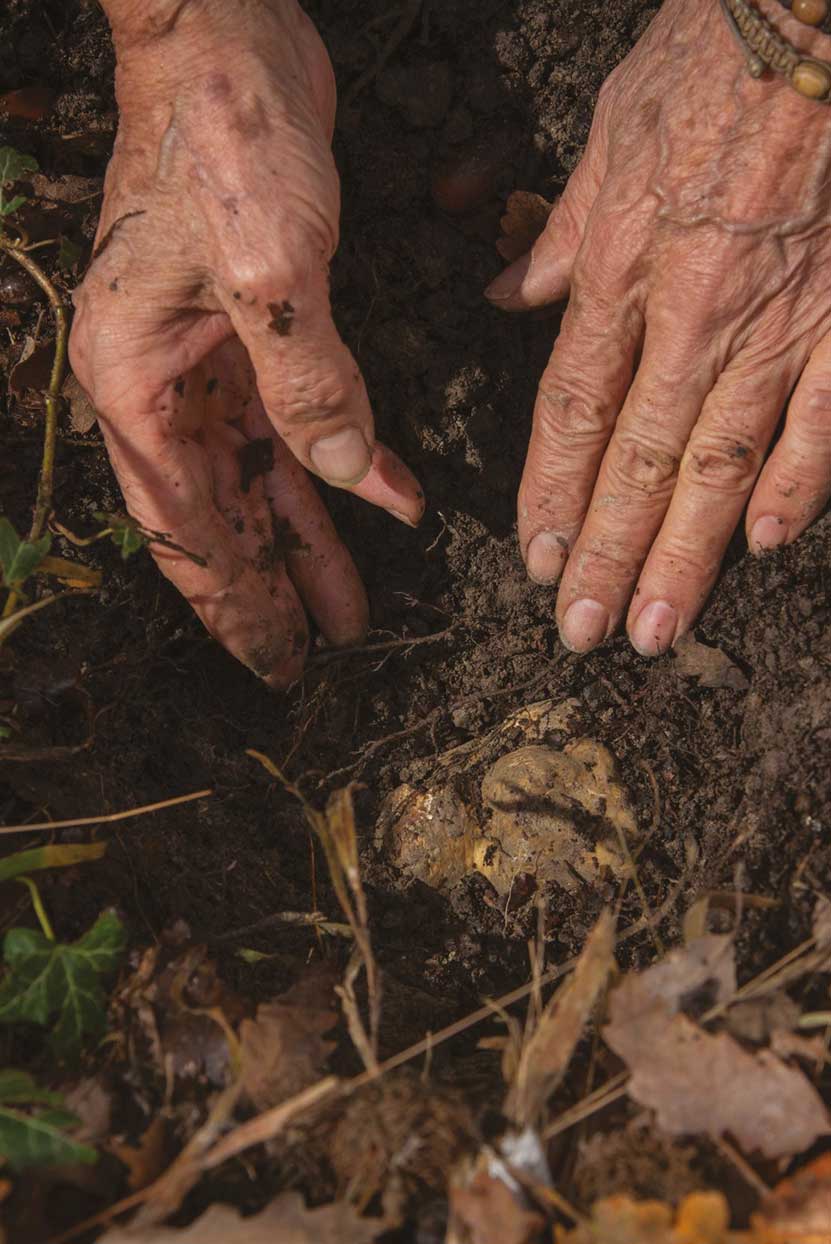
70,0,423,688
488,0,831,656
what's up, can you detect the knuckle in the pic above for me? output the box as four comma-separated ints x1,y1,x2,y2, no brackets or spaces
649,537,718,589
261,363,353,425
606,430,679,496
536,379,614,449
795,385,831,439
224,248,311,307
572,535,641,587
681,427,760,493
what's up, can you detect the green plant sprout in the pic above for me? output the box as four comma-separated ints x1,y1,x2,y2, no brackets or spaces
0,146,71,639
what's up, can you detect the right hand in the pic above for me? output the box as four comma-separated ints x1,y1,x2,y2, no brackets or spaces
70,0,424,688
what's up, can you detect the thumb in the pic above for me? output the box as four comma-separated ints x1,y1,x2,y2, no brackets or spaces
220,238,424,527
485,150,603,311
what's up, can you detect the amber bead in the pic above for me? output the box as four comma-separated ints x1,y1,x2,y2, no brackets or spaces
792,0,828,26
793,59,831,96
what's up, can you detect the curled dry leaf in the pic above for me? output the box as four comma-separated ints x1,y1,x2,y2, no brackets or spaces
97,1192,387,1244
673,634,749,691
604,937,830,1159
240,964,338,1111
754,1152,831,1243
505,910,616,1127
496,190,554,261
63,372,98,434
447,1160,546,1244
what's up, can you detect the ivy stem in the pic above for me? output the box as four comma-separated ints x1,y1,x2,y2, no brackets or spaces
17,876,56,941
0,235,68,619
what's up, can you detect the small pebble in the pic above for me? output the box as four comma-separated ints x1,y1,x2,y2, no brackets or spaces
0,268,40,306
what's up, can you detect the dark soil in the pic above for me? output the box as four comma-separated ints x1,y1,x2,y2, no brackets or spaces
1,1,830,1240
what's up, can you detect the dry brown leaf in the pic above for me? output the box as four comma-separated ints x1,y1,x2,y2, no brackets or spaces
0,85,55,120
448,1165,546,1244
673,635,749,691
753,1153,831,1243
618,933,737,1015
506,911,615,1126
240,963,337,1110
9,337,53,400
110,1118,167,1192
63,371,98,434
98,1192,387,1244
496,190,554,261
604,955,830,1158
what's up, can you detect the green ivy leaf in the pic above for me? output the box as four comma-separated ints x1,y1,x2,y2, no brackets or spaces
0,148,39,187
0,530,52,587
0,910,126,1055
0,1069,97,1170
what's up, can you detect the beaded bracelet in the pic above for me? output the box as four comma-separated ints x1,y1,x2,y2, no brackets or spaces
779,0,831,36
720,0,831,100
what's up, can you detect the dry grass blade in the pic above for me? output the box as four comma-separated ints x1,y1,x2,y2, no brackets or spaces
505,910,615,1128
247,752,381,1072
0,788,212,836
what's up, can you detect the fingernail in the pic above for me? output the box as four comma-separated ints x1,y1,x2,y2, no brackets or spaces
559,599,609,653
630,600,678,657
485,252,531,301
310,427,371,485
526,531,569,584
389,508,419,529
750,515,787,553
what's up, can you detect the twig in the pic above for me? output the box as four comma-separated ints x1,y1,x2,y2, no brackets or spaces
0,788,213,836
713,1136,771,1201
0,235,68,618
307,625,456,669
344,0,423,107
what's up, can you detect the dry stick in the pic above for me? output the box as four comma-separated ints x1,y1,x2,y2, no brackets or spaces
0,235,68,618
343,0,423,107
0,788,213,836
307,624,456,668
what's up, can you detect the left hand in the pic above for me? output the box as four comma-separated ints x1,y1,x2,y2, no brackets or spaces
487,0,831,656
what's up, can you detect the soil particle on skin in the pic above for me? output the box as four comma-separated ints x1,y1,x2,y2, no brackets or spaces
0,0,830,1229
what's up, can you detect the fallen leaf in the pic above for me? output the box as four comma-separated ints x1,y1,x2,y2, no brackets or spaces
506,911,615,1126
97,1192,387,1243
754,1153,831,1243
448,1163,545,1244
673,635,749,691
0,87,55,121
0,841,106,884
110,1117,167,1192
617,933,736,1015
9,338,54,400
240,964,338,1110
604,954,830,1158
496,190,554,261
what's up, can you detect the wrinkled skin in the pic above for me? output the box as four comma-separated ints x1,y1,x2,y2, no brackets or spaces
70,0,424,688
487,0,831,655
